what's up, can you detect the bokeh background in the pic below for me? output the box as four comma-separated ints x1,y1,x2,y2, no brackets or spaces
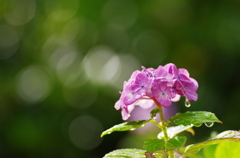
1,0,240,157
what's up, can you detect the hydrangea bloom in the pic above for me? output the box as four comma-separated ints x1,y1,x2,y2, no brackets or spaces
115,63,199,120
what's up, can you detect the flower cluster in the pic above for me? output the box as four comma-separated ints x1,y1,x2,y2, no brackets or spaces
115,63,198,120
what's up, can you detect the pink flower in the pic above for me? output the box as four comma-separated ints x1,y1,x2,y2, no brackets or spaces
114,63,198,120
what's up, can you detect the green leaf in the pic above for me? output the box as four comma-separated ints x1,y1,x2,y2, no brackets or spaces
169,111,222,126
144,136,187,153
103,149,164,158
144,139,165,153
215,142,240,158
183,130,240,157
202,144,217,158
103,148,146,158
150,107,160,119
214,130,240,139
101,120,149,137
158,125,194,139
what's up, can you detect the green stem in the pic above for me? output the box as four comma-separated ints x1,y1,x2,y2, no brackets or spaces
158,106,174,158
158,106,168,140
149,119,162,129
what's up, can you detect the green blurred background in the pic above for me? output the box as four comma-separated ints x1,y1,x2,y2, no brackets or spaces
1,0,240,157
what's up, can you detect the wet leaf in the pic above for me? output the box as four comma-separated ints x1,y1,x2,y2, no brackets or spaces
144,136,186,153
103,149,163,158
101,120,149,137
103,148,146,158
183,130,240,157
169,111,222,126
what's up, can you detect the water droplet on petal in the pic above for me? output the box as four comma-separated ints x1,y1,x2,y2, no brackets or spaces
185,99,191,107
205,122,214,128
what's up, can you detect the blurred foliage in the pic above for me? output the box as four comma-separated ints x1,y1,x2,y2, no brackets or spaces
0,0,240,157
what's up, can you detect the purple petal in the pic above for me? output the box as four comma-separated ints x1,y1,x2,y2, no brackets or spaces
136,99,154,109
185,90,198,101
142,66,155,77
190,78,199,91
114,100,121,110
179,74,192,83
156,95,172,108
171,94,181,102
178,68,190,77
164,63,178,77
123,93,138,105
155,65,167,77
121,107,130,120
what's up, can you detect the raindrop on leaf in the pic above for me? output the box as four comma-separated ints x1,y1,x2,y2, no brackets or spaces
205,122,214,128
194,123,202,127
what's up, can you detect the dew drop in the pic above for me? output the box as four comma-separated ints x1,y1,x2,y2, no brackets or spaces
185,99,191,107
194,123,202,127
205,122,214,128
